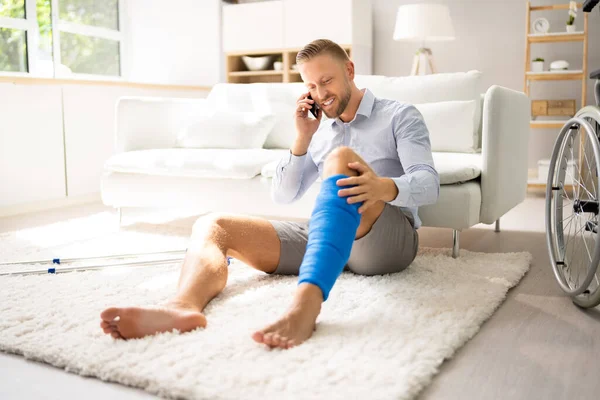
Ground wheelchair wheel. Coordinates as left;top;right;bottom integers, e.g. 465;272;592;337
546;107;600;308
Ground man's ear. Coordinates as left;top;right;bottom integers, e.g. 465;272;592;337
345;60;355;80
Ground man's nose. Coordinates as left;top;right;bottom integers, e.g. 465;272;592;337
316;88;328;102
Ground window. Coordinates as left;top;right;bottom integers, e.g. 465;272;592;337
56;0;122;77
0;0;123;78
0;0;35;73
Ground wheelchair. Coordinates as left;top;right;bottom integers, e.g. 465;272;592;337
546;67;600;308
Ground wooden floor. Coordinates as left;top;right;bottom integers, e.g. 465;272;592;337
0;194;599;400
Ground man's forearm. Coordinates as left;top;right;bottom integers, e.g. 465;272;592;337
291;137;311;156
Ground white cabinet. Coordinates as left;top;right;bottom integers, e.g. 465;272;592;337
284;0;353;48
222;0;372;74
285;0;372;74
222;1;285;52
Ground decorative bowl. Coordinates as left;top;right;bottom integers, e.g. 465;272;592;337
242;55;273;71
550;60;569;71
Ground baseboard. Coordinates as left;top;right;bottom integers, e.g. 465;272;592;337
0;193;102;218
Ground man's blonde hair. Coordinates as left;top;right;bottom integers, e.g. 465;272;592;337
296;39;350;65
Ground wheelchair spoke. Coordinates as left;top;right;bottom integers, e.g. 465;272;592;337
574;219;586;287
571;135;596;201
562;185;573;202
570;136;581;199
582;139;598;196
564;212;578;253
572;217;593;287
562;199;573;209
562;213;576;232
565;217;584;285
566;168;595;200
580;220;593;264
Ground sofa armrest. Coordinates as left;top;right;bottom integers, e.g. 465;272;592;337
115;96;207;153
479;85;530;224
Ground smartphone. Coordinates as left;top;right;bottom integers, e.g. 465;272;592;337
307;93;320;119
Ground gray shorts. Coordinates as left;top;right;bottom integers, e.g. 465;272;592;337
268;204;419;276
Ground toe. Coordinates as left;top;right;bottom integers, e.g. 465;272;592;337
101;307;121;322
110;331;122;339
271;333;281;347
263;333;274;346
100;321;110;329
102;326;112;334
252;331;265;344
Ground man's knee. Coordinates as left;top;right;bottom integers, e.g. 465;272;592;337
324;146;360;176
325;146;356;165
192;212;230;242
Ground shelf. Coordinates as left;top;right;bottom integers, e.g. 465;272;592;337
228;70;284;77
530;3;584;11
225;46;353;83
526;70;584;81
530;120;570;129
528;32;585;43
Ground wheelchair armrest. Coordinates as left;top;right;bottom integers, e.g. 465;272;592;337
590;68;600;80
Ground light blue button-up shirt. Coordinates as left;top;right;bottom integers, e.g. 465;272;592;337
271;88;439;228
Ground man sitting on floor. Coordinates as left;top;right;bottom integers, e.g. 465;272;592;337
100;39;440;349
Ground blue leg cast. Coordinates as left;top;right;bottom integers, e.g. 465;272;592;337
298;174;361;301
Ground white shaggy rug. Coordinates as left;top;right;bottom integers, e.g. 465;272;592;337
0;253;530;399
0;212;532;399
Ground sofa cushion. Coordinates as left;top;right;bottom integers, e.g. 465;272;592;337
253;83;306;149
105;149;289;179
207;82;306;149
355;71;483;151
176;109;276;149
432;152;482;184
260;151;481;185
415;100;477;153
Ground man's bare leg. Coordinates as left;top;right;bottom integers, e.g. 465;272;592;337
252;147;385;349
100;214;281;340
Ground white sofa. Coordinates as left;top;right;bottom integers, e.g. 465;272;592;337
101;71;530;257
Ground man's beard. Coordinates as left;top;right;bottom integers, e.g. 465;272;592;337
324;79;352;119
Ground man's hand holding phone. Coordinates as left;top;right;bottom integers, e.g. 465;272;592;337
292;93;321;156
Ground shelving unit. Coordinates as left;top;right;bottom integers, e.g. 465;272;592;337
524;1;589;189
225;46;353;84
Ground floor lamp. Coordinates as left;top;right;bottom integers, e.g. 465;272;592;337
393;4;455;75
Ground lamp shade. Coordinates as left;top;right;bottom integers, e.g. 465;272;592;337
393;4;455;42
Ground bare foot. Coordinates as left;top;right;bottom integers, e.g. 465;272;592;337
252;283;323;349
99;301;206;340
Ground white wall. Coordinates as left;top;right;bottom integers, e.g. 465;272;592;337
124;0;222;86
373;0;600;169
0;84;66;207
